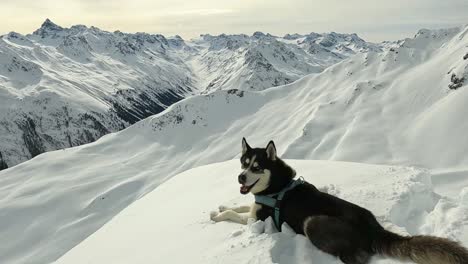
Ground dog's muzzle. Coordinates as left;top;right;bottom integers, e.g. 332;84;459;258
238;173;258;194
238;174;246;184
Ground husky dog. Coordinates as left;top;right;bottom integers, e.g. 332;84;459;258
210;138;468;264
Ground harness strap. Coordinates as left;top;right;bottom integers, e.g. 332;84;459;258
254;177;304;231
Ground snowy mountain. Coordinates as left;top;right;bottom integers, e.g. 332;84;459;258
0;24;467;264
0;19;378;170
0;19;194;169
191;31;380;92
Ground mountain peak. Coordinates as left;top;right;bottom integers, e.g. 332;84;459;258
41;18;62;31
252;32;276;38
283;33;304;40
252;31;266;38
33;18;64;36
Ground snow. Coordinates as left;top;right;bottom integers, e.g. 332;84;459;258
0;19;371;168
54;160;468;264
0;23;467;264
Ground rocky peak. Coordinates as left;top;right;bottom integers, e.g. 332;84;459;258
283;33;304;40
252;32;276;39
252;31;266;38
168;35;186;48
70;24;88;32
36;18;62;32
33;18;64;37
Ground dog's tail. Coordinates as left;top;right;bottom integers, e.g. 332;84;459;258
375;230;468;264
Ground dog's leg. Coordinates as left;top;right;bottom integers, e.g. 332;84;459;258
219;205;251;213
210;210;249;225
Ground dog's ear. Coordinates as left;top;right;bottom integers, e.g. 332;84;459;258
265;140;276;160
242;137;251;155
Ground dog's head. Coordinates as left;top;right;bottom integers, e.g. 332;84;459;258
238;138;296;195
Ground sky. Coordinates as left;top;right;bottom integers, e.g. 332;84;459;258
1;0;468;42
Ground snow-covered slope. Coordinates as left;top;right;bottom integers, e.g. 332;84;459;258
0;19;377;169
1;25;468;263
0;19;194;168
281;26;468;168
55;160;468;264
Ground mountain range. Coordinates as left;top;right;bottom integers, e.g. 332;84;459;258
0;19;381;170
0;21;467;263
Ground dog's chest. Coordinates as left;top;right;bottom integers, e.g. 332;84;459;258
251;203;274;221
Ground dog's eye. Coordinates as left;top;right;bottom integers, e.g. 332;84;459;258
241;162;248;169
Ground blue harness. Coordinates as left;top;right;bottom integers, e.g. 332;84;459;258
254;178;304;231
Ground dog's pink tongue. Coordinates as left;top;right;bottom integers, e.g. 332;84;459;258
240;185;249;193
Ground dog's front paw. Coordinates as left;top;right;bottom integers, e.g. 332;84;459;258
210;211;219;221
218;205;228;212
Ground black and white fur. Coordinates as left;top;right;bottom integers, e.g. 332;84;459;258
210;138;468;264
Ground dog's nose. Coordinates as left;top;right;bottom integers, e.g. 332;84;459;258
238;174;246;184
